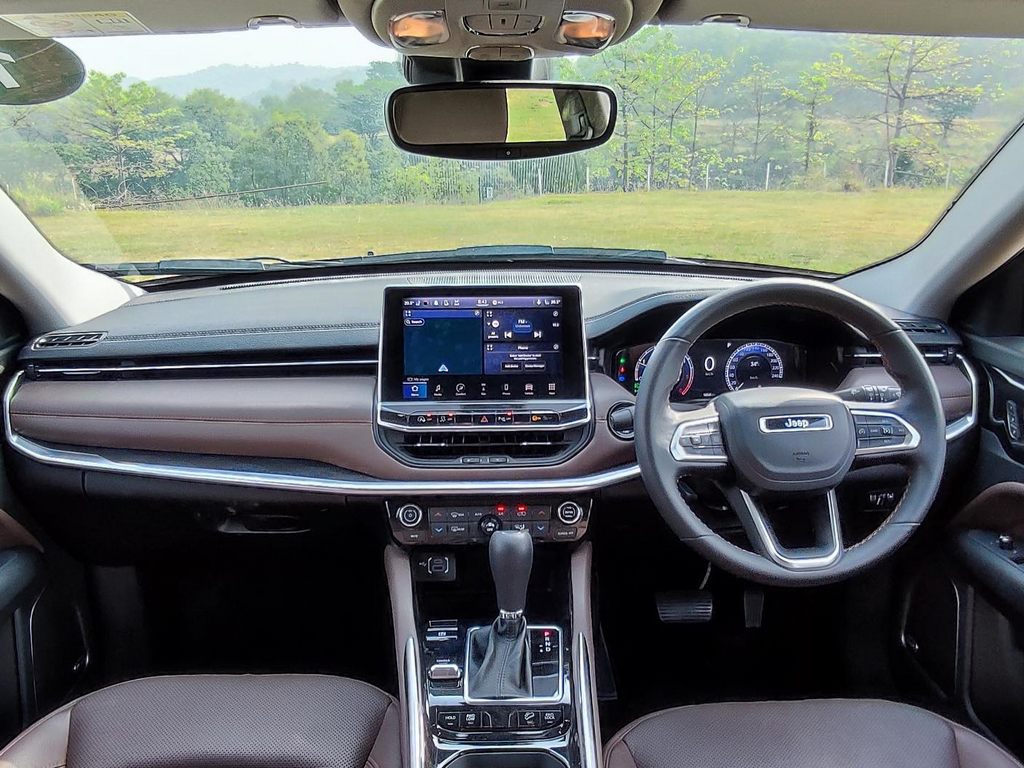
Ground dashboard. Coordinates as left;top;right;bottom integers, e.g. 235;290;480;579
1;267;977;558
613;339;804;401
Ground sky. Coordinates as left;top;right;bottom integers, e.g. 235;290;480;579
62;26;396;80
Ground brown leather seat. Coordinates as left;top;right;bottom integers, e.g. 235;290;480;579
0;674;400;768
605;699;1022;768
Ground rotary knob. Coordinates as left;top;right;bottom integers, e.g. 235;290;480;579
396;504;424;528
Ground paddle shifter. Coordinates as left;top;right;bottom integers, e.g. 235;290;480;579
467;529;534;699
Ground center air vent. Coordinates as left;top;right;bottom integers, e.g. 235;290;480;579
34;332;106;349
401;430;571;461
378;423;590;467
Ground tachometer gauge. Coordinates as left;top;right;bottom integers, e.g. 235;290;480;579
676;354;695;397
725;342;784;391
634;346;695;397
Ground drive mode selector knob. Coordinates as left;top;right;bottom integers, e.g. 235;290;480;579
557;501;584;526
396;504;424;528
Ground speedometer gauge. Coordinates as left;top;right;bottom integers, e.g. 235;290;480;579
634;346;694;397
725;342;784;391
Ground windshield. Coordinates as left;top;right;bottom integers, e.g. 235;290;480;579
2;25;1024;278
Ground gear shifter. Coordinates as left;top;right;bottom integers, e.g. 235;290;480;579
467;530;534;699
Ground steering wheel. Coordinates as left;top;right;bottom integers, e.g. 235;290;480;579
634;279;946;586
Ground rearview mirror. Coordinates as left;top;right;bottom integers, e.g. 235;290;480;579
387;81;616;160
0;39;85;106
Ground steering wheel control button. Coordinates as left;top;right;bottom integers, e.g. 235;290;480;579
397;504;424;528
671;414;728;464
852;412;918;453
556;501;584;525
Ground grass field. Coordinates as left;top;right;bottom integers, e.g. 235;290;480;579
33;188;955;275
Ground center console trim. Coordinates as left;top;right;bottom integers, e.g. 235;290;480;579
463;624;565;705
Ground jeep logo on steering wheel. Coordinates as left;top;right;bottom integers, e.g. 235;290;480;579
758;414;834;433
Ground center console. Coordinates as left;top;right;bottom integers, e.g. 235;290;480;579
380;286;603;768
393;537;595;768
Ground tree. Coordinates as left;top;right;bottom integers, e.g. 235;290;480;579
331;61;404;146
181;89;254;146
783;60;836;174
841;37;986;186
58;72;186;203
730;60;782;183
230;114;330;204
324;130;371;203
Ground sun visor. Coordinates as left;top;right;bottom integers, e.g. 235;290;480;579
0;0;344;39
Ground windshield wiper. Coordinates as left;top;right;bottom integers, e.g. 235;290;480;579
85;257;310;277
345;245;673;265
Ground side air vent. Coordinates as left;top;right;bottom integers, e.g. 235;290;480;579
33;332;106;349
895;319;946;334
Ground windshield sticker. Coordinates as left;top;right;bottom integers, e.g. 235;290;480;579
0;11;150;37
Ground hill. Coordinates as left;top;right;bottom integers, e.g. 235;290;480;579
146;63;370;102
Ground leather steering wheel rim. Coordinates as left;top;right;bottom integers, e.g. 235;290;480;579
634;278;947;587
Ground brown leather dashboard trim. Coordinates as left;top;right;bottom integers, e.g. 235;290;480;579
837;363;973;422
9;373;635;482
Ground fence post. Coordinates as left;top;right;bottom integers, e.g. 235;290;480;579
586;165;590;193
704;164;710;190
646;161;652;191
764;162;771;191
537;167;543;195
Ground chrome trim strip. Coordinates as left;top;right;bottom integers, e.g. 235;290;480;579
3;372;640;495
740;489;842;570
463;625;564;705
405;636;426;768
33;359;376;375
946;353;978;441
574;633;601;768
853;351;948;360
850;408;921;456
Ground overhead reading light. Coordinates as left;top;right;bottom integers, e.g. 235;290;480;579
555;12;615;49
389;11;450;47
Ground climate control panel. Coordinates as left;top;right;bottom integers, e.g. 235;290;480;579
387;497;591;545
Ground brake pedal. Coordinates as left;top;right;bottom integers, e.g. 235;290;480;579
655;590;714;624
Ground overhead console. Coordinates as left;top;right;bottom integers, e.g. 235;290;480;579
376;286;594;468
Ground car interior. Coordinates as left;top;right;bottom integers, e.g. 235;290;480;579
4;0;1024;767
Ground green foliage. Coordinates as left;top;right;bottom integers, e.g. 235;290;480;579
1;27;1022;217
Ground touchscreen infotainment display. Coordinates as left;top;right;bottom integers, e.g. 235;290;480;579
380;287;586;402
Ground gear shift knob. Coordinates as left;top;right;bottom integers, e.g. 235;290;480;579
489;529;533;617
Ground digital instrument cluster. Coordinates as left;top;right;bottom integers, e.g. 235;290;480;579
613;339;804;401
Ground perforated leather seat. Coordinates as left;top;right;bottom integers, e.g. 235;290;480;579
605;699;1022;768
0;675;400;768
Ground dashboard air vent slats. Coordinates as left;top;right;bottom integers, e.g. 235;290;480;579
895;319;945;333
34;332;106;349
399;430;571;461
